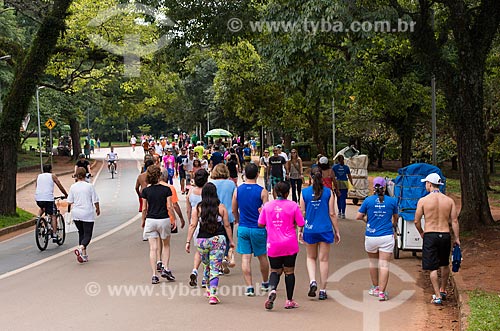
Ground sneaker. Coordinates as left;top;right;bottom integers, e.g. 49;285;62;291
245;287;255;297
368;285;380;297
82;255;89;263
284;300;299;309
74;248;84;263
52;234;59;243
308;281;318;297
265;290;277;310
161;268;175;281
431;294;442;305
204;290;210;298
379;292;389;301
209;295;220;305
156;261;163;272
201;279;207;288
151;275;160;284
261;282;270;292
319;290;327;300
440;291;447;301
189;271;198;288
221;259;230;275
341;213;346;219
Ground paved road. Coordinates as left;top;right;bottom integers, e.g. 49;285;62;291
0;147;428;330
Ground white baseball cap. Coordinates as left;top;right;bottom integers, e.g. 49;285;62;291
421;173;444;185
319;156;329;164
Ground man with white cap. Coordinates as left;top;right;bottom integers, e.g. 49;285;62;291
415;173;460;305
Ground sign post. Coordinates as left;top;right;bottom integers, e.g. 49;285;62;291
45;118;56;166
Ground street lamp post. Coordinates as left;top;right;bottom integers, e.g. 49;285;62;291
0;55;11;114
36;86;46;173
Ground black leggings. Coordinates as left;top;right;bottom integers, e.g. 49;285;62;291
74;221;94;248
289;178;303;202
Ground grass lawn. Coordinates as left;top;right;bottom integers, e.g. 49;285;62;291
17;151;49;169
0;208;35;229
467;290;500;331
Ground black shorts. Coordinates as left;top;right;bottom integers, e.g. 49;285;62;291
36;201;55;215
422;232;451;271
268;253;297;269
179;171;186;179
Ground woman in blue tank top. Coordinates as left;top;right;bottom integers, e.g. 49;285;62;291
300;169;341;301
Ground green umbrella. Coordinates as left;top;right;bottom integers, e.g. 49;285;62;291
205;128;233;138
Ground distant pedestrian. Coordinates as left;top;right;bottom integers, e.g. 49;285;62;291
259;149;271;191
68;167;100;263
269;147;286;199
185;183;235;305
130;135;137;152
300;169;341;300
356;177;398;301
332;155;353;219
90;138;95;154
96;138;101;151
415;173;460;305
286;149;303;202
258;181;305;310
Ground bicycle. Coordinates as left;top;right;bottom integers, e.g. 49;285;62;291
108;160;118;179
35;196;67;251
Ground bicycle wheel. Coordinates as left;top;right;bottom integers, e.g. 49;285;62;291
111;163;115;179
35;217;49;251
56;213;66;246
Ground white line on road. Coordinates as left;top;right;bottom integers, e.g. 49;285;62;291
0;214;141;281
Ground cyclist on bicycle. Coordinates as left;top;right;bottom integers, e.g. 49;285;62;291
106;146;119;173
35;164;68;242
75;153;92;181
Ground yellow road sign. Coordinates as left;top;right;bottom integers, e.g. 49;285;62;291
45;118;56;130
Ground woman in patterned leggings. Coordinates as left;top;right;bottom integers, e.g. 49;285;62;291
185;183;235;304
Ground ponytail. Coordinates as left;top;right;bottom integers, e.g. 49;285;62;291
312;169;323;200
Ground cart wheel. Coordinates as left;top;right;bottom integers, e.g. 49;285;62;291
393;238;400;259
352;198;359;205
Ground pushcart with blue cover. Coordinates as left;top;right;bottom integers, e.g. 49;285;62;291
393;163;446;259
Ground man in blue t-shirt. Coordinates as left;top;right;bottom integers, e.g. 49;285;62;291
232;163;270;296
209;145;224;170
332;155;354;219
356;177;398;301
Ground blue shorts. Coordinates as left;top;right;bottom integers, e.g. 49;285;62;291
237;226;267;257
303;231;334;244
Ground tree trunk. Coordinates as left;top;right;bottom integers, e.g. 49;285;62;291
0;0;73;216
490;156;495;175
377;146;385;169
69;117;81;160
450;72;494;231
400;132;412;167
451;155;458;171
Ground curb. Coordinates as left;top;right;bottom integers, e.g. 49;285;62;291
0;217;37;236
15;160;99;193
450;272;470;331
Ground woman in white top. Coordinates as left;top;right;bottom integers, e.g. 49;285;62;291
186;169;209;287
68;167;100;263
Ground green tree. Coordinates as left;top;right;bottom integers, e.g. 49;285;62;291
0;0;73;216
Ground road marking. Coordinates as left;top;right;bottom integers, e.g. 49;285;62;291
0;214;141;280
20;245;33;251
93;160;105;183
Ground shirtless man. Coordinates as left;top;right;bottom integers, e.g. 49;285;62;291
136;160;155;213
414;173;460;305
